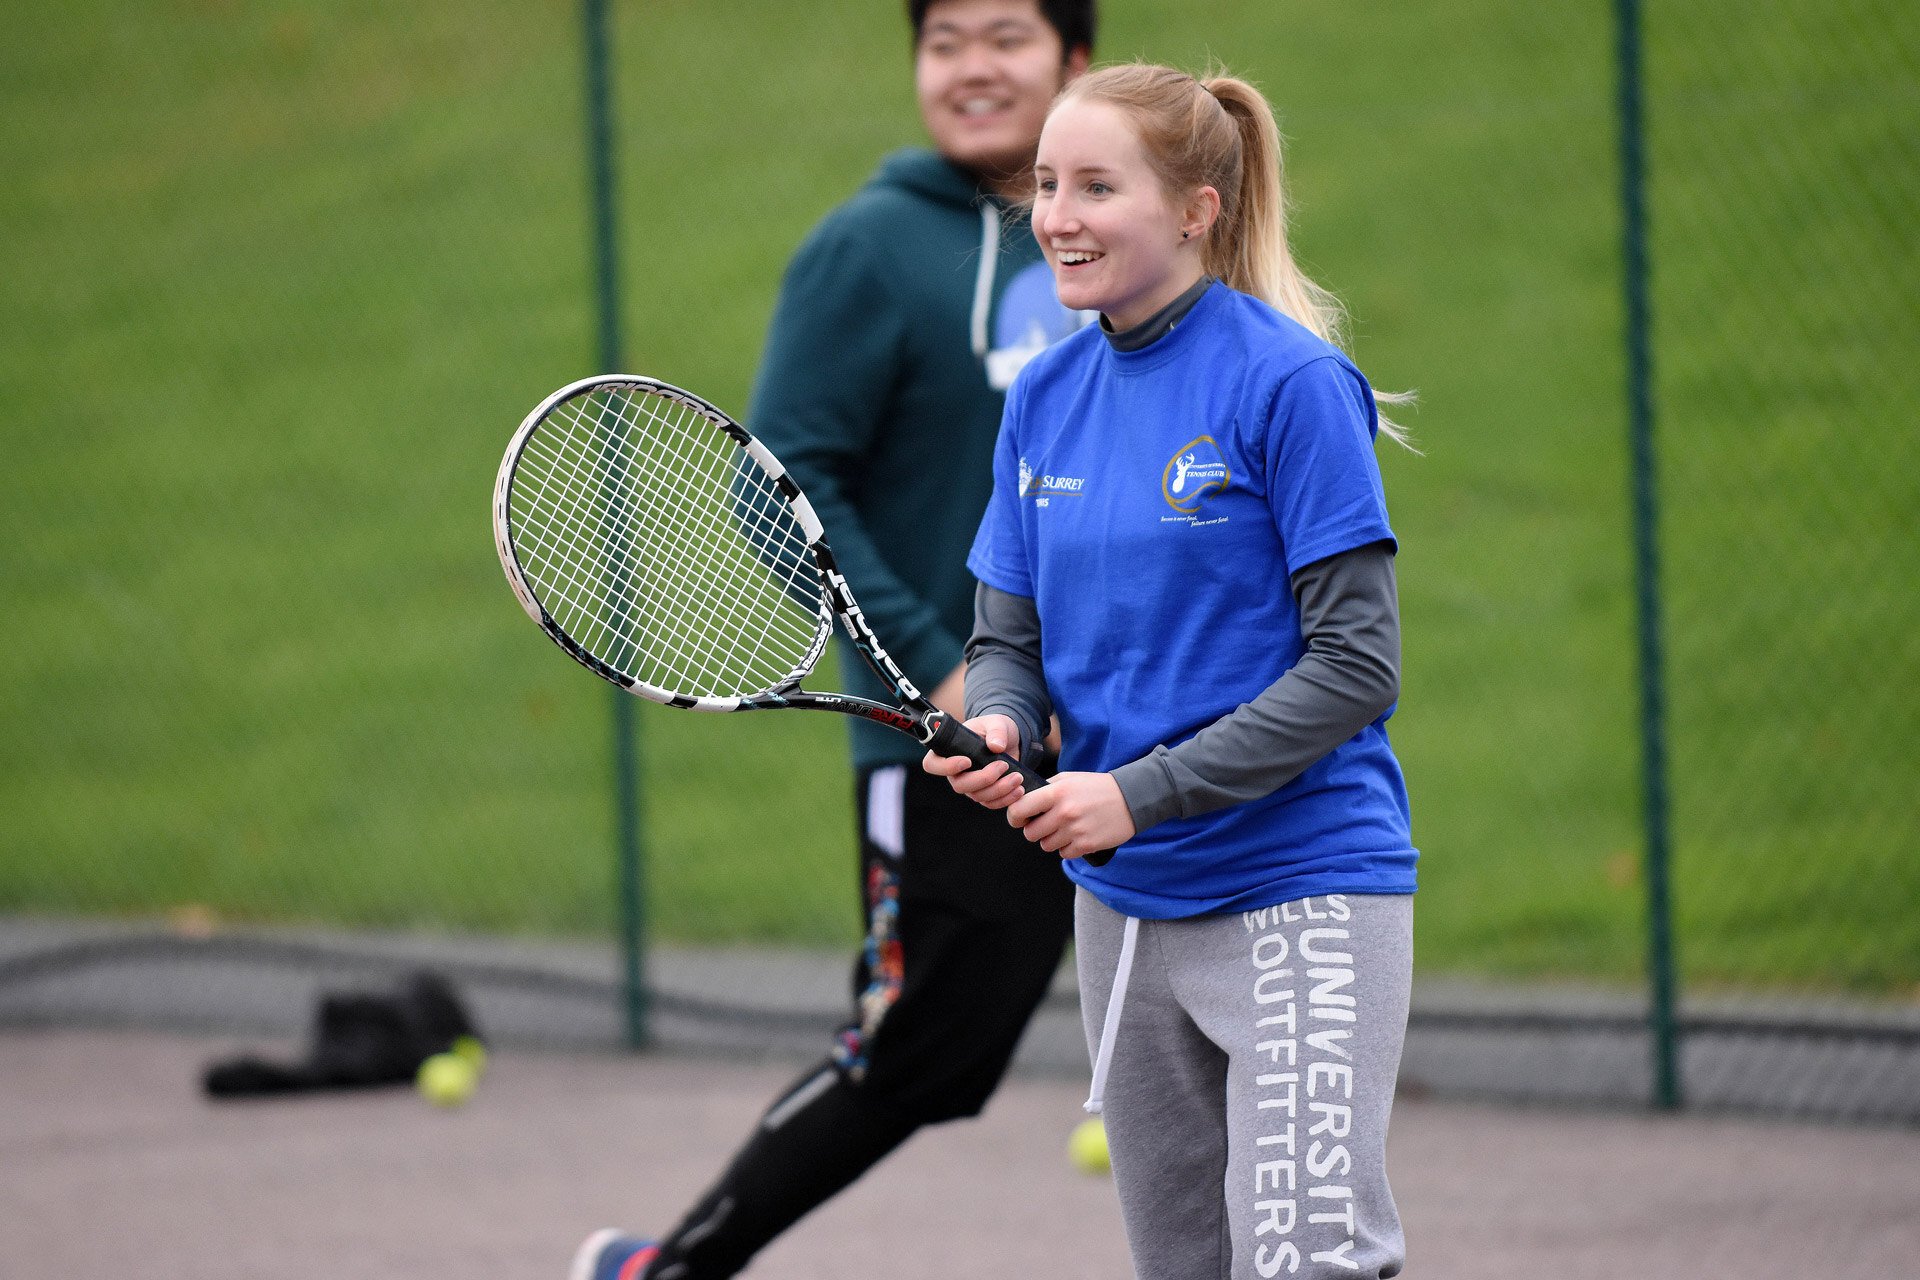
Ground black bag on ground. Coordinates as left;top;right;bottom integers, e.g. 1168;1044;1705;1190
203;969;481;1098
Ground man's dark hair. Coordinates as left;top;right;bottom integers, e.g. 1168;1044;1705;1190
908;0;1097;58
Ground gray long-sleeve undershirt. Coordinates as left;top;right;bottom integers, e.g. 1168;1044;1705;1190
964;542;1401;834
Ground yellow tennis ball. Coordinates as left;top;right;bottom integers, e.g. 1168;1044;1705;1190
416;1052;477;1108
450;1035;488;1077
1067;1117;1109;1174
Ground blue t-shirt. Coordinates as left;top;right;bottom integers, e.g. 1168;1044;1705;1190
967;282;1417;919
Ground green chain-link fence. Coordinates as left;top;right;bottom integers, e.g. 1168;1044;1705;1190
2;0;1913;1121
1639;0;1920;1110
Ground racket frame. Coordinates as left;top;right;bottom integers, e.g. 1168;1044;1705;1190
494;374;940;742
495;373;1111;864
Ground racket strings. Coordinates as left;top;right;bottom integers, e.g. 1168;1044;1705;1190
514;402;819;698
516;393;815;692
567;391;822;687
507;386;829;699
519;396;800;680
513;414;707;676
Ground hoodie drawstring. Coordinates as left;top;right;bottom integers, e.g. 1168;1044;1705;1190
970;201;1000;360
1084;913;1139;1114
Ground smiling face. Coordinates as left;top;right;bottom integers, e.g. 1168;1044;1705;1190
914;0;1087;198
1033;96;1216;332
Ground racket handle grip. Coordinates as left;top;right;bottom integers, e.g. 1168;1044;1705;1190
924;714;1115;868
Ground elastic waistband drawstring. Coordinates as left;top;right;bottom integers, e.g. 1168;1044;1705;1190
1083;913;1140;1114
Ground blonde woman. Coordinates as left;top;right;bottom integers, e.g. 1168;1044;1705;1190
927;64;1417;1279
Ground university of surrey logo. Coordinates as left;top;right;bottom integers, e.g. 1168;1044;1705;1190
1161;436;1231;513
1020;456;1085;506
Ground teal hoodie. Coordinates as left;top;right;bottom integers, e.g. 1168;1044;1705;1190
747;148;1077;769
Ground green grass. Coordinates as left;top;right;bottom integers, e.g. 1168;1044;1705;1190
2;0;1914;997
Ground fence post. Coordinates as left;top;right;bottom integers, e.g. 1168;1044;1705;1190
582;0;648;1050
1614;0;1679;1109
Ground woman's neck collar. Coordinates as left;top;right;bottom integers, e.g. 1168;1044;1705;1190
1101;276;1216;353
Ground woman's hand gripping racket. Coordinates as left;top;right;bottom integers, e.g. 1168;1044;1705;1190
492;374;1111;865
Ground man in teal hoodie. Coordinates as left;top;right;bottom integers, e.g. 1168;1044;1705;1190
571;3;1095;1277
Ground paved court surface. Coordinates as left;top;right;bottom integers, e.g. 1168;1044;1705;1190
6;920;1914;1122
2;1028;1915;1278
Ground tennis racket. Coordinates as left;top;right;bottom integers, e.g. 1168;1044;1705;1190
492;374;1110;865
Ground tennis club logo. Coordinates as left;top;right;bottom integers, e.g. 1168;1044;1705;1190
1019;456;1035;496
1162;436;1231;513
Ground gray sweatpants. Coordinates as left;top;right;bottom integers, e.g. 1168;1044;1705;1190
1075;889;1413;1279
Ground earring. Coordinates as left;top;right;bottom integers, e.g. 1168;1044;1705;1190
1182;231;1190;240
